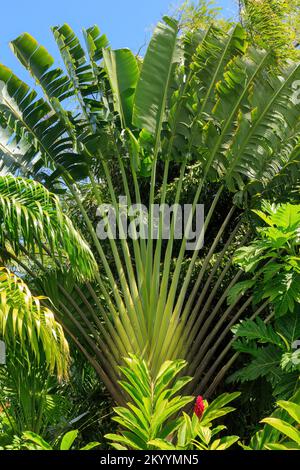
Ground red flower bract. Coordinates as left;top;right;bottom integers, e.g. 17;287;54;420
194;395;205;419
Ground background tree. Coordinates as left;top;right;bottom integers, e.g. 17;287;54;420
175;0;231;31
240;0;300;61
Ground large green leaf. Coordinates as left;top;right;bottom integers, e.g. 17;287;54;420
103;48;139;128
261;417;300;445
132;17;179;138
232;317;282;346
229;345;282;386
60;430;79;450
276;400;300;423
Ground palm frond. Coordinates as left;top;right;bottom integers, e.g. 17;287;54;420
0;267;69;379
0;174;97;281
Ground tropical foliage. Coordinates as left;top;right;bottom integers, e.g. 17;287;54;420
228;203;300;398
0;174;96;437
229;313;300;398
245;389;300;449
2;429;100;450
105;355;240;450
0;0;300;452
230;203;300;316
2;8;300;404
261;400;300;450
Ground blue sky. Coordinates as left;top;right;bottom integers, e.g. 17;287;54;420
0;0;237;82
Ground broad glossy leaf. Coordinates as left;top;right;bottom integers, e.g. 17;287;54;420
261;417;300;445
103;49;139;128
60;430;79;450
210;435;239;450
133;17;179;137
276;401;300;424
